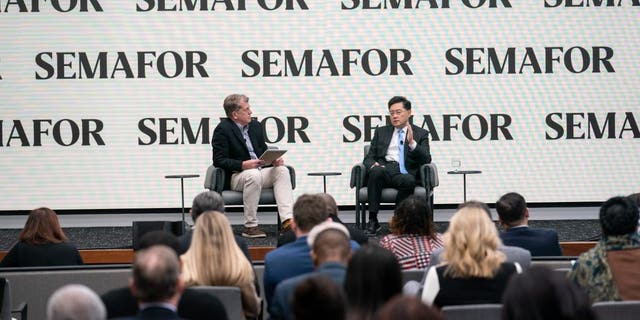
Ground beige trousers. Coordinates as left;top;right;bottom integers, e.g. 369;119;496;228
230;166;294;227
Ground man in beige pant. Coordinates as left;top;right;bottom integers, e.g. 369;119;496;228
212;94;294;238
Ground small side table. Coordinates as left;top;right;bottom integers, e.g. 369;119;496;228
447;170;482;202
165;174;200;228
307;172;342;193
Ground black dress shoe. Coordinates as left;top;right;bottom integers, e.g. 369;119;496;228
365;220;381;235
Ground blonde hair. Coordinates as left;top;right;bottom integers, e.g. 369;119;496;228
442;206;505;278
181;211;254;287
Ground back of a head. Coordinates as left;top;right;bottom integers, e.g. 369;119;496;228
628;193;640;208
444;205;505;278
137;230;181;254
318;193;338;216
599;196;639;236
374;296;442;320
496;192;527;226
132;245;180;303
292;275;346;320
390;195;434;236
47;284;106;320
293;194;330;233
19;207;68;245
310;226;351;264
191;191;225;221
502;266;595;320
344;245;402;320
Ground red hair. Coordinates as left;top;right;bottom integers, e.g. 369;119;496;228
19;207;68;245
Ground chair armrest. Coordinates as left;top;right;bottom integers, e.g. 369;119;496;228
286;165;296;189
204;165;226;193
420;162;439;190
350;163;366;188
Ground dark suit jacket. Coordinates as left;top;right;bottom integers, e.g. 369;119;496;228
500;226;563;256
0;241;83;267
114;305;182;320
363;124;431;179
212;118;268;189
102;287;228;320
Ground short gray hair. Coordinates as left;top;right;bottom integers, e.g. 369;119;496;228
46;284;106;320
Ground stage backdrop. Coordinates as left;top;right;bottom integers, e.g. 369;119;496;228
1;0;638;211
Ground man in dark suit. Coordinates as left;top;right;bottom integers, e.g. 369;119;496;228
496;192;563;256
363;96;431;235
212;94;294;238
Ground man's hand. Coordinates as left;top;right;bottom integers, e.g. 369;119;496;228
273;157;285;167
242;159;265;170
406;124;414;145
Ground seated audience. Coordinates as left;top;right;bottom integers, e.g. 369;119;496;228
47;284;106;320
0;207;83;267
270;221;353;320
264;194;360;307
421;201;522;308
277;193;367;246
374;296;442;320
568;196;640;302
344;244;402;320
496;192;562;256
427;201;531;269
502;266;595;320
127;245;184;320
380;195;444;270
291;276;346;320
101;231;228;320
181;211;260;319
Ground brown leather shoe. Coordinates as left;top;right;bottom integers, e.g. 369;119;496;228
242;226;267;238
280;218;293;234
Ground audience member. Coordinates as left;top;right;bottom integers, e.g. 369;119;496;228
374;296;442;320
344;244;402;320
177;191;250;260
270;222;353;320
263;194;360;306
128;245;184;319
420;202;522;308
46;284;106;320
0;207;83;267
496;192;562;256
427;201;531;269
277;193;367;246
181;211;260;318
291;276;346;320
502;266;595;320
101;231;228;320
380;195;444;270
568;196;640;302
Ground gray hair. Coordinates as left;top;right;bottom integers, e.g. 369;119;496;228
46;284;106;320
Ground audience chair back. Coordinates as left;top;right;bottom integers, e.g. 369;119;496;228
1;278;10;320
441;304;502;320
592;301;640;320
191;286;243;320
349;144;438;228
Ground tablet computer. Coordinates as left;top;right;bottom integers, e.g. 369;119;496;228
259;149;287;165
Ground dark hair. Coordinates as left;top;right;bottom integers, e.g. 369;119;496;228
292;275;346;320
496;192;527;226
458;201;492;218
191;191;225;221
599;196;639;236
389;195;435;237
293;194;330;232
374;296;442;320
502;266;595;320
318;193;338;216
387;96;411;111
628;193;640;208
132;245;180;303
137;230;181;254
344;244;402;320
19;207;68;245
223;94;248;118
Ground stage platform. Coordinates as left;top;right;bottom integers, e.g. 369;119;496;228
0;206;601;251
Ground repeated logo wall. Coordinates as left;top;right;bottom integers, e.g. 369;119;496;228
1;0;638;210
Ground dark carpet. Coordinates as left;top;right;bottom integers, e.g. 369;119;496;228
0;220;601;250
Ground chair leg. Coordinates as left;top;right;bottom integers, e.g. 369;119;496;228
355;200;360;229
